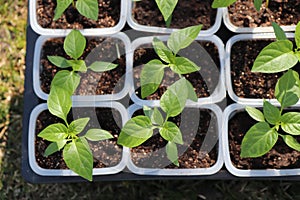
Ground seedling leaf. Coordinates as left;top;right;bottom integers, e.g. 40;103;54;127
38;123;67;142
51;70;81;95
281;112;300;135
47;56;71;68
166;141;179;166
88;61;118;72
170;57;200;74
69;117;90;134
143;106;164;126
272;22;287;41
76;0;99;20
160;121;183;144
64;30;86;60
44;140;67;157
84;129;113;141
155;0;178;22
245;106;265;122
54;0;73;20
153;37;174;63
67;60;87;72
280;134;300;151
254;0;263;11
263;100;280;125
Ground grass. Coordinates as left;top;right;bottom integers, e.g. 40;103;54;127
1;0;300;199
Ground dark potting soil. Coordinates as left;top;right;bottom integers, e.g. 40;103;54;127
35;107;123;169
131;108;218;169
228;0;300;28
132;0;217;30
133;41;220;100
40;37;126;95
231;39;300;99
37;0;121;29
229;111;300;169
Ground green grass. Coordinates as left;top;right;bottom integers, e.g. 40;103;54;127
1;0;300;199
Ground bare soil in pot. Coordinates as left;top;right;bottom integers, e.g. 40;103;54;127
133;41;220;100
37;0;121;29
35;107;123;169
228;111;300;169
231;39;300;99
131;108;218;169
132;0;217;30
228;0;300;28
40;37;126;96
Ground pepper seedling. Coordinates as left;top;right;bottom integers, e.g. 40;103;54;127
38;87;113;181
54;0;99;21
118;77;197;165
212;0;270;11
140;25;202;99
47;29;118;96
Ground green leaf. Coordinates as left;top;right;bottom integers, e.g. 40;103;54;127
160;121;183;144
47;56;71;68
54;0;73;20
211;0;236;8
252;40;298;73
154;0;178;22
84;129;113;141
38;123;67;142
152;37;174;63
275;69;300;108
64;30;86;60
185;80;197;102
88;61;118;72
272;22;287;41
68;118;90;135
245;106;265;122
143;106;164;126
166;141;179;166
280;134;300;151
281;112;300;135
47;87;72;122
160;78;188;117
254;0;263;11
140;59;166;98
240;122;278;158
117;116;154;147
170;57;200;74
63;139;93;181
44;140;67;157
295;22;300;49
51;70;81;95
67;60;87;72
263;100;280;125
76;0;99;20
167;25;202;54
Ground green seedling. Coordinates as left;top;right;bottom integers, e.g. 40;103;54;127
118;78;197;165
251;21;300;73
38;87;113;181
241;69;300;157
47;29;118;96
140;25;202;99
54;0;99;21
212;0;269;11
154;0;178;27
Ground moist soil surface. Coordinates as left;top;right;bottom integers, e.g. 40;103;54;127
132;0;217;30
131;108;218;169
229;111;300;169
231;39;300;99
40;37;126;96
35;107;123;169
228;0;300;28
133;41;220;100
37;0;121;29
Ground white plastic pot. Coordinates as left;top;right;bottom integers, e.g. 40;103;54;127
129;35;226;107
223;103;300;177
225;33;296;105
127;0;223;36
126;103;224;176
28;101;129;177
33;32;132;101
29;0;127;35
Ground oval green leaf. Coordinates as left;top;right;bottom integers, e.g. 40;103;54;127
69;117;90;135
51;70;81;95
152;37;174;63
281;112;300;135
245;106;265;122
67;60;87;72
44;140;67;157
76;0;99;20
160;121;183;144
143;106;164;126
88;61;118;72
272;22;287;41
38;123;67;142
84;129;113;141
155;0;178;22
280;134;300;151
64;30;86;60
171;57;200;75
263;100;280;125
166;141;179;166
54;0;73;20
47;56;70;68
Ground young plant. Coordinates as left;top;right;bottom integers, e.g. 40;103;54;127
47;29;118;96
154;0;178;27
140;25;202;99
54;0;99;21
38;87;113;181
241;69;300;157
212;0;269;11
118;77;197;165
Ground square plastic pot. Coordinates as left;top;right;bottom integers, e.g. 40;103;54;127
127;0;223;36
223;103;300;177
129;35;226;107
29;0;127;35
225;33;296;105
125;103;224;176
28;101;129;178
33;32;132;101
